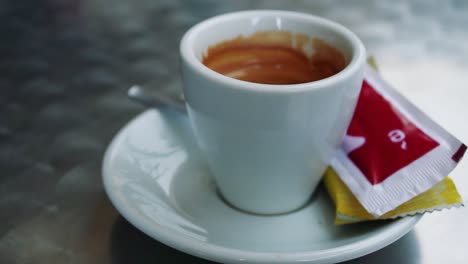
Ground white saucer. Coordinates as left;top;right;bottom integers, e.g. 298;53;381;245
102;109;421;264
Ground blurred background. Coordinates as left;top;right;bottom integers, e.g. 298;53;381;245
1;0;467;263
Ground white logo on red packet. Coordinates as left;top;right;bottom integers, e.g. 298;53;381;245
345;81;440;185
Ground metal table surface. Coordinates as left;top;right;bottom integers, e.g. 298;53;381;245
1;0;467;263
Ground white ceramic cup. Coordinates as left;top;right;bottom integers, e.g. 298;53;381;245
180;10;365;214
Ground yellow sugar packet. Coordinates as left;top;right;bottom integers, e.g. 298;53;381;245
324;167;463;225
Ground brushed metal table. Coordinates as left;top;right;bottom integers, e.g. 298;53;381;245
1;0;467;263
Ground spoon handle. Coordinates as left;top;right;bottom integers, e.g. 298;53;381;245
127;85;187;114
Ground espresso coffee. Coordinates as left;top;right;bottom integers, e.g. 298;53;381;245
202;31;347;85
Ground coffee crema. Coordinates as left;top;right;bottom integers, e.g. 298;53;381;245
202;31;347;85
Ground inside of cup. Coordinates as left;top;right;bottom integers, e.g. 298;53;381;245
190;12;356;65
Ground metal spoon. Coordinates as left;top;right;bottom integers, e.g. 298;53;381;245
127;85;187;113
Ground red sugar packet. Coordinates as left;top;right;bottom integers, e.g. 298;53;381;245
331;65;466;216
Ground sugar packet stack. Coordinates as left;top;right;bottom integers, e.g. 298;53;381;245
324;59;466;224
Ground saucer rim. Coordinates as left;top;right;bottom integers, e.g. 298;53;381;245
102;110;422;264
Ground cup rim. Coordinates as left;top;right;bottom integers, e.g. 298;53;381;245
180;10;366;94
